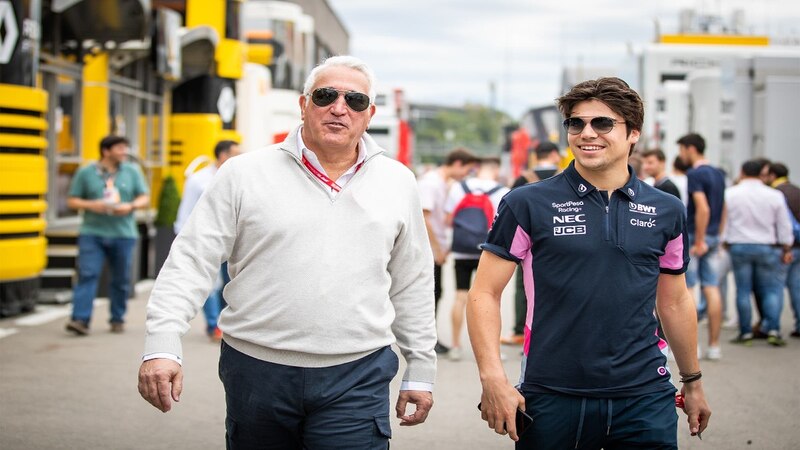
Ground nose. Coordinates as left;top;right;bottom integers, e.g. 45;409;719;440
330;95;348;115
579;121;598;139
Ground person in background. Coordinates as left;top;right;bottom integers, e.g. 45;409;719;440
174;140;240;342
672;156;690;207
65;136;149;336
642;148;681;200
445;157;509;360
723;159;794;347
418;148;479;354
766;162;800;339
678;133;726;361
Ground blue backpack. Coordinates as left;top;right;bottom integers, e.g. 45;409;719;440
451;181;503;254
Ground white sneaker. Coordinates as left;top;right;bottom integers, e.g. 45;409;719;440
448;347;462;361
706;346;722;361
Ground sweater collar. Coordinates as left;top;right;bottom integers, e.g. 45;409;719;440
280;125;385;162
563;161;640;200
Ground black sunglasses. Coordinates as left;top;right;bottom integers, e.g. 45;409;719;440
563;116;626;135
308;87;371;112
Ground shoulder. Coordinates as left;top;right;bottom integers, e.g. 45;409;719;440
367;155;417;184
638;182;684;213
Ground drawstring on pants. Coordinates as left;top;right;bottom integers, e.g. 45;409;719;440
574;398;587;449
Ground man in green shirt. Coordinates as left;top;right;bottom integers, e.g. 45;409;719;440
65;136;149;335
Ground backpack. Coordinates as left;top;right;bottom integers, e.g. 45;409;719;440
451;181;503;254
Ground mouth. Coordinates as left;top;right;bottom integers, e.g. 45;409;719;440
323;121;348;130
577;144;604;152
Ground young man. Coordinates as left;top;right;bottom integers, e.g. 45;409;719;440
65;136;149;335
642;148;681;200
678;133;726;360
723;160;794;347
444;157;509;360
174;140;240;342
418;148;479;354
467;77;710;447
139;56;436;447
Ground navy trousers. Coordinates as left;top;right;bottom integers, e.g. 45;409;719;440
219;341;397;449
517;389;678;450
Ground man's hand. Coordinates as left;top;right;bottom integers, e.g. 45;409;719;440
434;248;449;266
690;240;708;257
113;203;134;216
395;390;433;426
138;358;183;413
87;200;110;214
681;382;711;438
478;378;526;441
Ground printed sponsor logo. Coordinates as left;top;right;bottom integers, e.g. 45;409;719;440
554;225;586;236
578;184;587;193
657;366;668;376
628;201;657;216
551;200;584;213
553;214;586;224
630;218;656;228
628;188;635;197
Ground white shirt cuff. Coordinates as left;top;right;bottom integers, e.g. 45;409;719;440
400;381;434;392
142;352;182;365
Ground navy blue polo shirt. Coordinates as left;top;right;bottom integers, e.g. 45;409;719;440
483;162;689;398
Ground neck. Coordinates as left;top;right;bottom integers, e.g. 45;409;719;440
574;162;630;195
99;158;119;171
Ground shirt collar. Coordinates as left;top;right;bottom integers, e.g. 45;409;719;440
563;161;640;200
296;127;367;174
772;177;789;188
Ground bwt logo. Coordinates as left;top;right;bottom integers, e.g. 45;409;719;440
554;225;586;236
629;202;657;215
553;214;586;224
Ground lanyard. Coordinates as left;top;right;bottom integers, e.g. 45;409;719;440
301;155;364;193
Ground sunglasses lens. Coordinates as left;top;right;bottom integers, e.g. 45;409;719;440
564;118;585;135
311;88;338;107
591;117;616;134
344;92;370;112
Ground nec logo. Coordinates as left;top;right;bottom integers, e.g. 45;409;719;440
553;214;586;224
628;202;656;216
554;225;586;236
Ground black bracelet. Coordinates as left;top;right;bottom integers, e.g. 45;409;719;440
679;371;702;383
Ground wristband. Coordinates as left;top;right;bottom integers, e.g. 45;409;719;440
679;371;702;383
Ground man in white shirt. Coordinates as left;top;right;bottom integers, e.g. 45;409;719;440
724;159;794;347
444;157;509;360
417;148;479;354
174;140;239;341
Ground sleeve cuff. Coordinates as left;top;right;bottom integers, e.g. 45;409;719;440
142;352;183;365
400;381;434;392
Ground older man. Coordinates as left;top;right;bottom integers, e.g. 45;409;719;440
138;56;436;448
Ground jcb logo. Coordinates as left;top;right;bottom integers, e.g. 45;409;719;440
554;225;586;236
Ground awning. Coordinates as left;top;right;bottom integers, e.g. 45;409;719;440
179;26;219;80
52;0;150;43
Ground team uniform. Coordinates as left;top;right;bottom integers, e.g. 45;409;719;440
482;162;689;448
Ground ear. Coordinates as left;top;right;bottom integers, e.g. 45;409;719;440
629;129;640;144
299;95;307;120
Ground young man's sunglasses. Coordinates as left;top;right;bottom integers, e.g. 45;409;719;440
563;116;626;135
308;87;371;112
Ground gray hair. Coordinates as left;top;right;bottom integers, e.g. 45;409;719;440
302;55;376;102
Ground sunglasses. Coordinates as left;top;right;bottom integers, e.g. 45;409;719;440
563;116;626;135
308;87;371;112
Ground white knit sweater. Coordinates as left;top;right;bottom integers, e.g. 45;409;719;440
144;128;437;384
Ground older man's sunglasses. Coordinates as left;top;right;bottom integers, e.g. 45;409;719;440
309;87;371;112
563;116;626;135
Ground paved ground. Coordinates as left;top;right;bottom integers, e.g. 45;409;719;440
1;265;799;449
